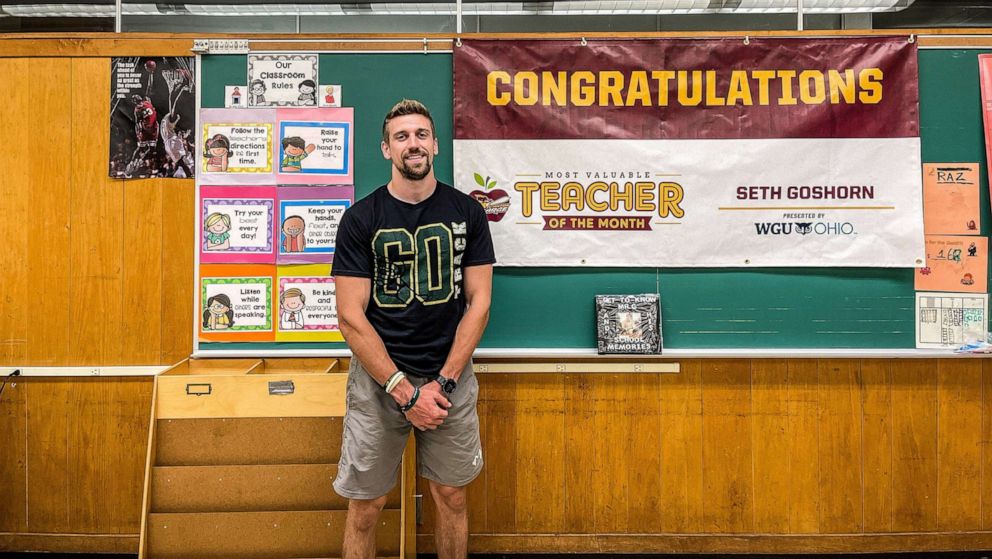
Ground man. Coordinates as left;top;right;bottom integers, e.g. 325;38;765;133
332;99;495;559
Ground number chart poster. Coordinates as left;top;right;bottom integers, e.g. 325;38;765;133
199;108;354;186
277;186;352;264
276;264;343;342
200;186;277;264
199;264;275;342
454;37;924;267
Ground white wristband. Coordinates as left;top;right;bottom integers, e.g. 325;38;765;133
384;371;406;393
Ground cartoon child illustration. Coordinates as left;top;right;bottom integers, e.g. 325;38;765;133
231;86;242;106
203;293;235;330
281;136;316;172
962;273;975;286
298;79;317;105
203;134;232;172
280;288;307;330
969;242;978;257
323;85;336;105
248;79;267;105
204;212;232;250
282;215;306;253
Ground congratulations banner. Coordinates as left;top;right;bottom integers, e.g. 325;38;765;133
453;37;924;267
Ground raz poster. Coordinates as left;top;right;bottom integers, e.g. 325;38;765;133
915;235;988;293
922;163;980;234
199;186;278;264
277;186;353;264
199;264;275;342
276;264;344;341
110;57;196;179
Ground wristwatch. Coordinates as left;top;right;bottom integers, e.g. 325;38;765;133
436;374;457;395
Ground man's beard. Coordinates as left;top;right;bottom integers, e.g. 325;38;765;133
397;151;431;180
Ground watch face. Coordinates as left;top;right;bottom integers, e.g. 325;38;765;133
443;379;457;393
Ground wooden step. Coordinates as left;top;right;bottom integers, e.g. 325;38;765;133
151;464;401;513
146;510;400;559
156;417;342;466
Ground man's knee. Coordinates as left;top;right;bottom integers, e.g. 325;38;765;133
429;482;467;515
347;495;388;532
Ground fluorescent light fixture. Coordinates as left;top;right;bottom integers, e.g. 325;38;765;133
0;0;915;17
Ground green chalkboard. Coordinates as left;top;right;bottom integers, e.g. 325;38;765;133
198;48;991;352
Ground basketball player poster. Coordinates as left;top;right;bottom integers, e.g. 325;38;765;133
110;57;196;179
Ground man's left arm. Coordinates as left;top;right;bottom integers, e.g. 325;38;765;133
438;263;493;381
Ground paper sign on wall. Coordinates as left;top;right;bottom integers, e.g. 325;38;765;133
915;235;988;293
200;186;277;264
275;264;344;342
247;54;319;107
199;264;276;342
277;186;353;264
276;108;354;185
915;292;988;348
200;108;275;183
922;163;980;234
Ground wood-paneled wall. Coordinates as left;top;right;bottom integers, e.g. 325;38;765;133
418;359;992;554
0;56;193;367
0;377;153;553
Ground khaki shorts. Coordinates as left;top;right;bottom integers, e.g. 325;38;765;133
333;359;483;500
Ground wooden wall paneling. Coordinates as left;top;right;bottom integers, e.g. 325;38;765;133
465;394;488;536
623;372;663;533
890;359;938;532
68;378;152;533
785;360;820;533
751;359;791;533
816;359;863;533
564;374;621;532
25;378;73;532
659;359;704;532
160;181;194;365
23;58;73;365
985;359;992;530
700;359;753;533
936;359;982;530
122;178;163;365
861;359;893;533
0;58;31;365
514;373;565;532
479;373;516;533
68;58;124;364
0;377;27;533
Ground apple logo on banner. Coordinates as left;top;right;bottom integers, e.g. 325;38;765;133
470;173;510;222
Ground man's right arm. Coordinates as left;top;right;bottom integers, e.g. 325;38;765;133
336;275;450;430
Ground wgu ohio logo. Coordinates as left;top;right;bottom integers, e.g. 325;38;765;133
754;222;856;236
470;173;510;222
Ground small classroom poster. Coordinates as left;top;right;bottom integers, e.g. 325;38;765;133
200;186;277;263
199;264;275;342
200;108;275;184
277;186;353;264
276;108;354;184
922;163;980;235
247;54;319;107
276;264;343;341
915;292;989;349
915;235;988;293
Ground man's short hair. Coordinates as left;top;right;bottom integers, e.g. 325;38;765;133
382;99;435;143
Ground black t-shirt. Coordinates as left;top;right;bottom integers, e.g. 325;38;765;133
333;182;496;378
